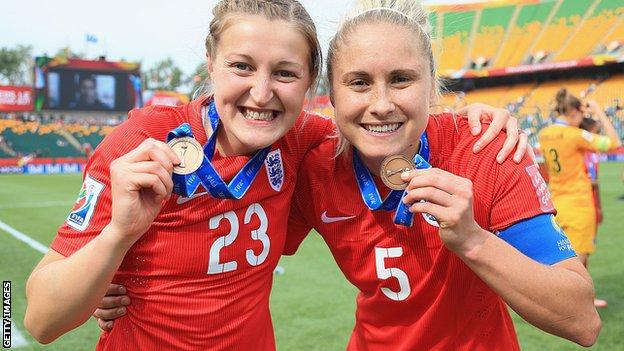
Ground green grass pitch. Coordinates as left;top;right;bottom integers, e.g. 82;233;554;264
1;163;622;350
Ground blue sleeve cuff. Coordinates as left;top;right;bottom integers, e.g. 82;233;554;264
497;214;576;265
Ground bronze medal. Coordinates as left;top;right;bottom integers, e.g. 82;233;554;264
168;137;204;175
380;154;415;190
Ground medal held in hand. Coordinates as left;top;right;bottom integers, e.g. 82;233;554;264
168;137;203;175
166;100;270;199
353;132;431;227
380;154;415;190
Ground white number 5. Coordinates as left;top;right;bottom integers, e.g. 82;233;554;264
375;247;411;301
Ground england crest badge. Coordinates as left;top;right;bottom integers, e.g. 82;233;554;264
66;174;105;231
264;149;284;192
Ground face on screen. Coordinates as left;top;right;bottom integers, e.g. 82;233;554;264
79;77;98;105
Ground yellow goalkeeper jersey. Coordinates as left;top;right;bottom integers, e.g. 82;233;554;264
539;121;612;198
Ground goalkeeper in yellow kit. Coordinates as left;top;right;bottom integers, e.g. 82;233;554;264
539;88;621;308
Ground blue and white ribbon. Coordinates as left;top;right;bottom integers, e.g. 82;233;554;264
167;100;271;199
353;133;431;227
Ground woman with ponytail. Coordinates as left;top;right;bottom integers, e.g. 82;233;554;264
539;88;621;309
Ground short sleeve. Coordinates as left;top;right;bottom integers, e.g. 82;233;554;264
283;151;317;256
490;154;556;231
293;112;335;157
50;110;153;256
574;129;613;152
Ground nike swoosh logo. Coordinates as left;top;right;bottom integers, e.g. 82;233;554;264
176;191;209;205
321;211;356;223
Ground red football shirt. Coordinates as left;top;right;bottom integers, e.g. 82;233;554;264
52;97;333;350
285;115;554;351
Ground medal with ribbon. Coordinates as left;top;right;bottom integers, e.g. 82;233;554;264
167;100;271;199
353;132;431;227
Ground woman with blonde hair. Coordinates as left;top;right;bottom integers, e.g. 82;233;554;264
25;0;523;349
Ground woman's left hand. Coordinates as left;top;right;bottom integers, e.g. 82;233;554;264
458;103;531;164
401;168;489;255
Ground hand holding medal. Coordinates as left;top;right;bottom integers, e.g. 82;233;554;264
109;138;180;240
353;133;432;227
400;164;486;254
166;101;271;199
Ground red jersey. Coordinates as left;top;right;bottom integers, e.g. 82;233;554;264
285;115;554;351
52;97;333;350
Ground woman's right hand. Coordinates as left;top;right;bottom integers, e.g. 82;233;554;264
584;100;603;116
109;138;179;241
93;284;131;331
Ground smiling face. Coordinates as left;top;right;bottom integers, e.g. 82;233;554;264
330;22;434;171
208;15;313;155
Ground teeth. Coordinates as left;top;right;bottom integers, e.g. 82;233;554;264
243;109;274;121
364;123;401;133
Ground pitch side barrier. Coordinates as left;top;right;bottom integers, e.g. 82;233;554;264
0;162;84;174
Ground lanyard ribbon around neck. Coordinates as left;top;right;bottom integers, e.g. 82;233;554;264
167;100;271;199
353;132;431;227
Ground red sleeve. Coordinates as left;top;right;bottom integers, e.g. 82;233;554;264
283;145;320;256
292;111;335;157
490;155;556;231
283;193;313;256
50;109;158;256
450;120;555;232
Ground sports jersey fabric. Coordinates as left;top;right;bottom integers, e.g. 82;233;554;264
285;115;564;351
539;123;610;254
52;96;333;350
539;123;611;200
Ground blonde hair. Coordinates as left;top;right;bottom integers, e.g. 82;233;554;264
327;0;441;155
195;0;321;99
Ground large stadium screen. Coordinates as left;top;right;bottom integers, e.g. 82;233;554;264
34;56;142;112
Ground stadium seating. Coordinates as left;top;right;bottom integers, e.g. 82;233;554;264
0;120;112;158
469;5;515;68
556;0;623;61
482;2;555;69
433;0;624;74
437;10;476;73
440;73;624;147
529;0;593;63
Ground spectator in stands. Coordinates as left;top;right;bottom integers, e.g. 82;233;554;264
69;75;110;110
539;89;621;309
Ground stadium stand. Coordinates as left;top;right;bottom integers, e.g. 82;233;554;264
437;9;476;73
488;2;556;68
469;5;515;69
529;0;594;64
432;0;623;72
0;119;112;159
556;0;623;61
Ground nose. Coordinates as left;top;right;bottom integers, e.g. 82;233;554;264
249;74;274;106
369;87;396;117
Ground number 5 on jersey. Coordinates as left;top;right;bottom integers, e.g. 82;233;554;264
208;203;270;274
375;247;411;301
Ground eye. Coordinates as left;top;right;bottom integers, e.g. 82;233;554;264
231;62;252;72
347;79;370;92
391;75;412;86
350;79;368;87
275;70;298;82
277;70;296;78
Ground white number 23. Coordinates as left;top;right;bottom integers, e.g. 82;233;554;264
207;203;270;274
